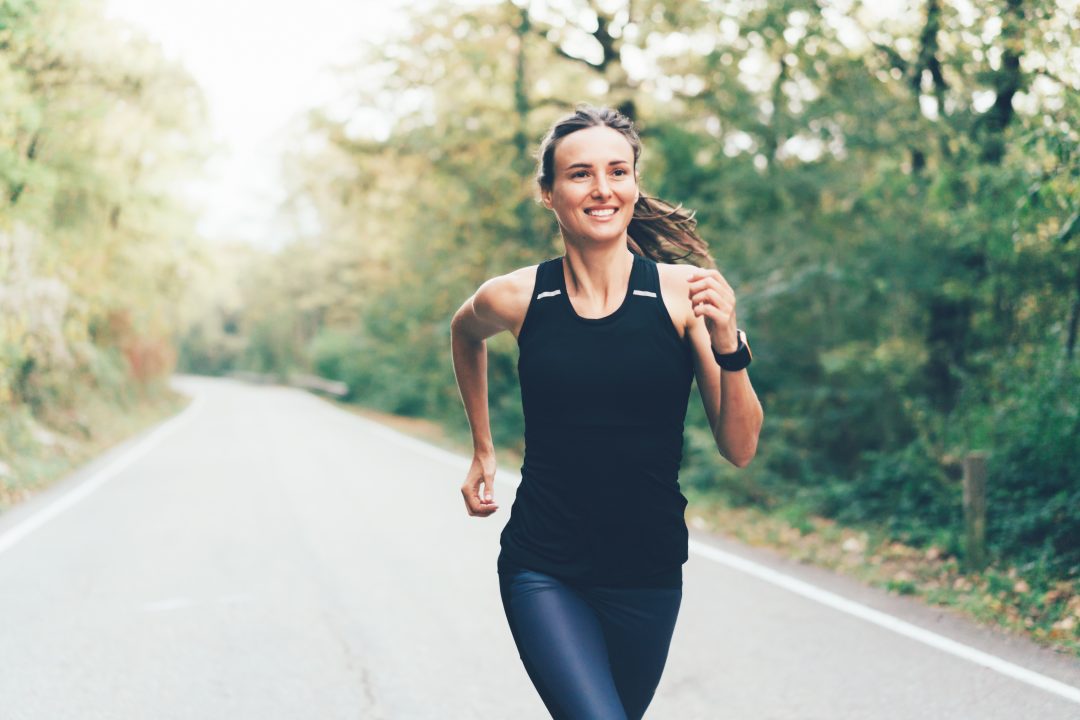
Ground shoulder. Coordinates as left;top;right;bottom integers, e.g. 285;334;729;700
475;264;538;313
472;263;540;335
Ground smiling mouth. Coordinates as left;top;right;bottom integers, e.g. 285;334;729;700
585;208;617;217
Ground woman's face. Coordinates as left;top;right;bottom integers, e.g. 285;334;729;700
541;125;639;246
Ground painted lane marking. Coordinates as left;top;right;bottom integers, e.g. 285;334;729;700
333;399;1080;705
0;393;204;558
689;539;1080;704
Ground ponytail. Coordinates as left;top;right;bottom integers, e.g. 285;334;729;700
627;194;714;268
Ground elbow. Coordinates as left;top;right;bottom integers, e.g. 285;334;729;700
716;425;761;469
712;402;764;468
713;437;757;468
726;445;758;469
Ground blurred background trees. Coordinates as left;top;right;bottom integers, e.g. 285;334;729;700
230;0;1078;578
3;0;1077;581
0;0;208;496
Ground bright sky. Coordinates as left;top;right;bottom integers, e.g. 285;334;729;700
105;0;408;247
102;0;937;248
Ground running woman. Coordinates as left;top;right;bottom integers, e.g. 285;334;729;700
450;105;764;719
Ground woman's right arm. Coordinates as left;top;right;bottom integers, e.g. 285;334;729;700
450;270;532;517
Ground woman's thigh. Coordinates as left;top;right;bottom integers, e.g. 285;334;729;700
582;585;683;720
498;565;629;720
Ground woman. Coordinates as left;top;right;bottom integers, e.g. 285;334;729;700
450;105;764;719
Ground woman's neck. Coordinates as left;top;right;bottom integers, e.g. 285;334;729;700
561;240;634;306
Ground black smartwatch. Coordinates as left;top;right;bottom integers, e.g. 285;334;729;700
712;329;752;371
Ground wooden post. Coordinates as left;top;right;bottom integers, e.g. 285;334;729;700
963;452;988;572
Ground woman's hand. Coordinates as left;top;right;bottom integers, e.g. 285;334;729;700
687;269;739;353
461;451;499;517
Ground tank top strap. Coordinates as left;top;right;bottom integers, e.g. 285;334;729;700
518;258;563;344
532;257;564;298
630;254;662;298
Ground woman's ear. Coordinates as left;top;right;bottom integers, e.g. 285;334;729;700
540;187;554;209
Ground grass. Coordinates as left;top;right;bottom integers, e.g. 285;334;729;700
0;384;190;512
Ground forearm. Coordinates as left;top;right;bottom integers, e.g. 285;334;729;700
712;369;763;467
450;323;495;455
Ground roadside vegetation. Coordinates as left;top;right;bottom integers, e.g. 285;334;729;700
0;0;208;504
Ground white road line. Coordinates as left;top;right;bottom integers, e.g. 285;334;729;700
0;393;204;558
18;384;1071;703
690;540;1080;704
334;400;1080;705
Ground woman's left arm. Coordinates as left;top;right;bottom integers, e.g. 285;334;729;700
683;267;764;468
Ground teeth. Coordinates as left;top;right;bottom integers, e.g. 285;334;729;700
586;208;616;217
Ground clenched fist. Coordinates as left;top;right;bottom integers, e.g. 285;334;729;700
461;451;499;517
687;269;739;354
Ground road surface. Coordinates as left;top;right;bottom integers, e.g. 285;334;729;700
1;375;1078;718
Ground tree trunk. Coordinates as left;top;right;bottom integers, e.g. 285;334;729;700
979;0;1024;164
925;296;972;412
1066;254;1080;361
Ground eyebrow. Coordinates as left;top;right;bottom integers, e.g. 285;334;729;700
565;160;631;170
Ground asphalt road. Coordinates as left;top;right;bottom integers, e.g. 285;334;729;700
1;375;1078;719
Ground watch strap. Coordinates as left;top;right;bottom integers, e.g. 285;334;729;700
712;329;752;371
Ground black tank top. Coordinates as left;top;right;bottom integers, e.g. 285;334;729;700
497;252;694;588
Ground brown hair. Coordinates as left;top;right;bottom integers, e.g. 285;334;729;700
536;105;715;268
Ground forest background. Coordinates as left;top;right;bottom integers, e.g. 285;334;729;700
2;0;1078;649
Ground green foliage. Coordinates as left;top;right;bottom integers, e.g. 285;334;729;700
982;351;1080;575
309;329;368;400
0;0;208;494
181;0;1080;581
827;438;961;547
0;402;35;460
176;322;245;377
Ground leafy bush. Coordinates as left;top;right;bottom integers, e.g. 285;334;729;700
309;328;372;401
825;437;961;548
983;353;1080;575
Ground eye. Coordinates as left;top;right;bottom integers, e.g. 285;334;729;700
612;168;628;177
571;170;589;179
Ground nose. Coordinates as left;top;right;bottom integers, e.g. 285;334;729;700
591;173;611;198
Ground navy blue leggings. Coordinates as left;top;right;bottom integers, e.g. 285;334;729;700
498;559;682;719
